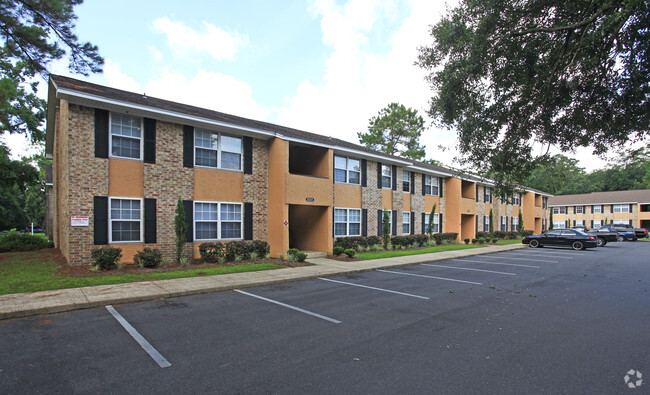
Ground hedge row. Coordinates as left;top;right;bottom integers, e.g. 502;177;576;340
199;240;270;263
335;233;459;249
477;230;533;239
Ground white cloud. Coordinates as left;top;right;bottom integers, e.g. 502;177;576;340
151;17;248;60
148;46;164;64
102;59;141;92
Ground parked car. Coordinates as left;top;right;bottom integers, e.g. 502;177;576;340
608;223;648;239
522;229;598;250
573;226;618;247
595;224;641;241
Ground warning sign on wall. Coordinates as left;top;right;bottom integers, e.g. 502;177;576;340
71;216;89;226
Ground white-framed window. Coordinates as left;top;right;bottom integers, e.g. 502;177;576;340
613;204;630;213
542;197;548;209
593;219;602;228
334;208;361;237
194;202;242;240
552;206;567;215
334;155;361;185
512;216;519;232
424;213;440;233
575;206;584;214
484;187;491;203
109;197;142;243
194;129;242;170
484;215;490;232
501;216;507;231
512;193;521;206
402;170;411;192
593;205;602;213
613;219;631;225
575;220;584;226
110;113;143;160
542;218;547;231
382;209;392;231
381;164;392;188
402;212;411;234
553;220;565;229
424;175;439;196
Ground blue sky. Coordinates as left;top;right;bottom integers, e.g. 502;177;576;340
4;0;614;170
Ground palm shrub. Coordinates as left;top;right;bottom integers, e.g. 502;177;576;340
427;203;437;238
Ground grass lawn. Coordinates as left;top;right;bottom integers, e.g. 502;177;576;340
496;239;523;245
357;244;483;260
0;250;282;295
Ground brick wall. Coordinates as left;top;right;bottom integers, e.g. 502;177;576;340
411;175;425;232
362;161;382;235
244;138;269;242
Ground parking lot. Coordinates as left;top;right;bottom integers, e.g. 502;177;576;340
1;242;649;394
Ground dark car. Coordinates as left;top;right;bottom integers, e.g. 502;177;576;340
573;226;618;246
522;229;598;250
595;224;640;241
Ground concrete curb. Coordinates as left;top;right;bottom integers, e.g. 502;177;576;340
0;244;527;320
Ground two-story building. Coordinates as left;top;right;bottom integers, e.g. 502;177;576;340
45;75;552;265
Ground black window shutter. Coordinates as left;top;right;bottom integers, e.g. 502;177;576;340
476;185;479;202
391;165;397;190
410;211;415;234
144;198;157;243
361;159;367;187
93;196;108;245
244;202;253;240
506;217;509;231
243;137;253;174
421;213;425;234
332;208;335;237
611;204;614;213
410;173;416;194
590;205;593;213
475;215;479;235
377;163;382;189
565;220;569;228
183;126;194;168
439;177;444;197
94;109;109;158
440;213;444;233
629;204;633;213
183;200;193;242
590;220;593;228
422;174;426;195
377;209;382;235
143;118;156;164
489;191;492;203
392;210;397;235
362;209;367;236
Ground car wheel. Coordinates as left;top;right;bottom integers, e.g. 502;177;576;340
529;239;540;248
572;241;585;251
596;237;606;247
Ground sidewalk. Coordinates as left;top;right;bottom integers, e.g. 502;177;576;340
0;244;526;320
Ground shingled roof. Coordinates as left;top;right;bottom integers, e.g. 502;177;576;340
548;189;650;206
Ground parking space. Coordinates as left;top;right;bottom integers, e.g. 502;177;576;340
1;242;649;393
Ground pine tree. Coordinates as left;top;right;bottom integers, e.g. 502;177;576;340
175;197;187;262
427;203;437;237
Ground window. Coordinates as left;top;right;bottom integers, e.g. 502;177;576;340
110;113;142;159
613;204;630;213
484;187;491;203
512;193;521;206
593;220;602;228
542;218;547;232
424;175;439;196
109;198;142;242
194;129;242;170
402;170;411;192
593;205;602;213
552;206;567;215
381;164;392;188
334;156;360;185
194;202;242;240
575;206;584;214
575;220;584;226
501;216;507;231
512;217;519;232
424;213;440;233
553;221;565;229
613;219;631;225
403;212;410;234
484;215;490;232
334;208;361;237
382;210;392;231
542;197;548;209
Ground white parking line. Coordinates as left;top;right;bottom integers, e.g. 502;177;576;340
318;277;430;299
234;289;341;324
106;305;172;368
506;251;583;257
378;269;483;285
421;264;516;276
454;259;541;269
480;255;557;263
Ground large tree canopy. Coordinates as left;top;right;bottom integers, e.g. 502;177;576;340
417;0;649;194
358;102;427;160
0;0;103;142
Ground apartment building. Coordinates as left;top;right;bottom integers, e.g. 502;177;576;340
45;75;551;265
548;190;650;231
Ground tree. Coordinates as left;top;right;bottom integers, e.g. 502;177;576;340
1;0;103;142
0;145;38;230
417;0;650;196
427;203;437;237
174;197;186;262
489;208;493;234
549;210;554;230
358;103;426;160
518;208;524;235
382;211;390;248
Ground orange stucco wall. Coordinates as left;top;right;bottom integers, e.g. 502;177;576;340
335;183;362;208
445;178;461;238
109;159;144;197
424;195;440;212
461;197;476;215
286;173;332;206
522;192;535;231
382;188;393;210
111;243;143;264
193;167;243;202
461;214;475;241
403;193;411;211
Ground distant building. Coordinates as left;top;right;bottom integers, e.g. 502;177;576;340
548;190;650;230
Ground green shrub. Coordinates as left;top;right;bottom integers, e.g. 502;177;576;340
333;246;344;256
521;230;534;236
477;231;491;239
464;238;470;244
0;232;53;252
250;240;270;257
478;238;485;244
134;248;163;268
225;241;252;261
90;247;122;270
491;238;498;243
391;235;416;248
344;248;356;258
471;238;477;244
287;249;307;262
199;242;225;263
492;231;507;239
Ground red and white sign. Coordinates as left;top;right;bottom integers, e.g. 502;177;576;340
71;216;89;226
